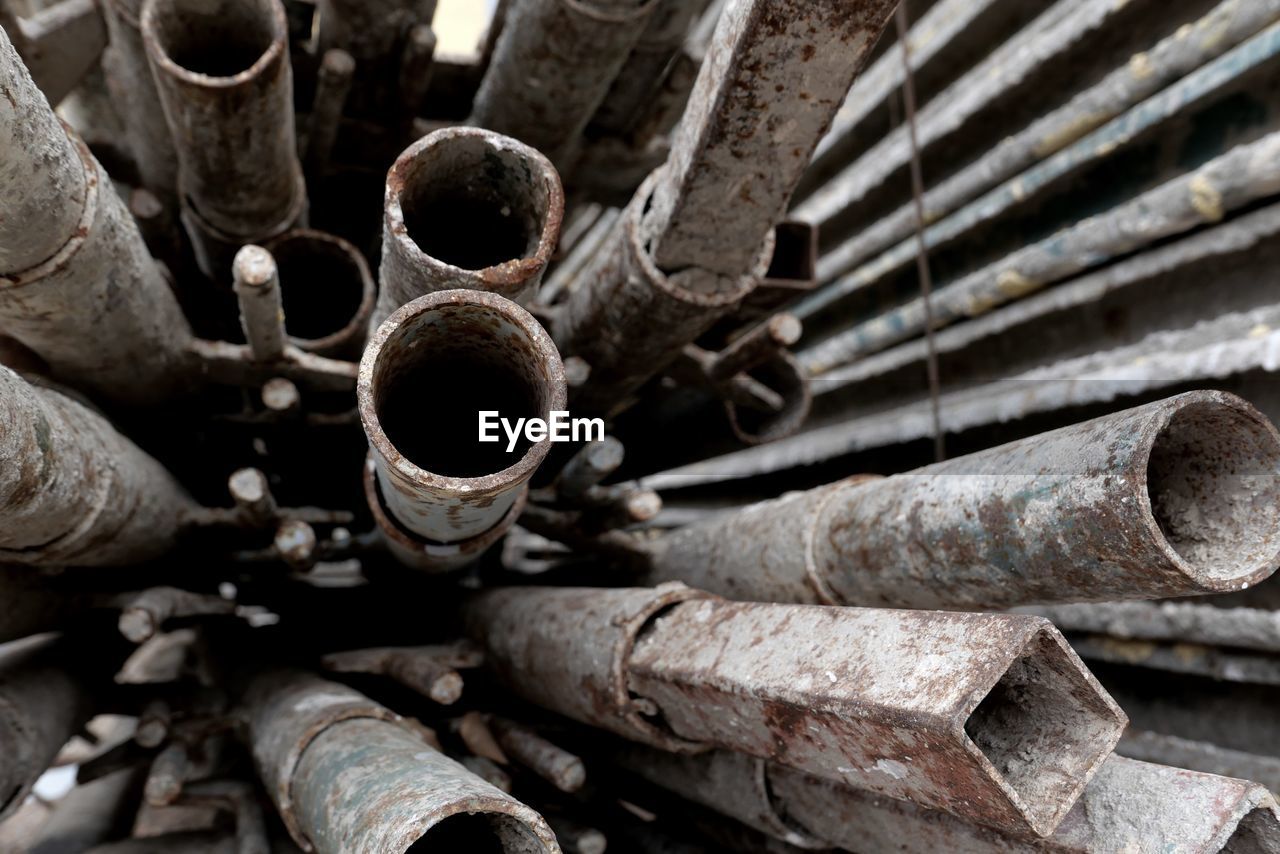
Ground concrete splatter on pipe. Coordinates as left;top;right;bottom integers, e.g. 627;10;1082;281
358;290;566;568
0;28;193;403
643;391;1280;610
556;0;896;414
468;0;659;169
466;585;1125;837
0;366;197;567
374;128;564;325
245;671;561;853
769;755;1280;853
0;638;95;824
141;0;307;279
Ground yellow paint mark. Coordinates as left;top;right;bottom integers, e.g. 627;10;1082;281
1129;52;1154;80
1034;114;1105;157
1097;637;1158;664
964;291;1000;317
1009;178;1026;201
1190;174;1224;222
996;269;1039;299
1172;643;1208;665
1249;323;1272;339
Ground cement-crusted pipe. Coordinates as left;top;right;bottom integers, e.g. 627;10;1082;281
468;0;659;168
0;28;193;404
464;585;1125;837
0;638;94;823
643;391;1280;610
141;0;307;278
555;0;897;414
375;128;564;325
244;671;562;853
0;367;197;567
358;290;566;570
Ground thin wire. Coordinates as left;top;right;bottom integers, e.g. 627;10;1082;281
895;1;946;463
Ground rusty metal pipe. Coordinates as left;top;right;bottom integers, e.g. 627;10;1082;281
643;391;1280;610
0;638;94;823
465;585;1125;837
141;0;307;279
359;290;566;567
232;246;286;363
245;671;561;853
0;366;197;567
468;0;660;169
375;128;564;324
0;28;194;403
769;755;1280;854
101;0;178;205
556;0;896;413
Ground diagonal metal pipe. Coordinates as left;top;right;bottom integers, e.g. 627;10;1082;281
0;26;193;404
642;391;1280;610
464;584;1126;837
244;671;562;853
554;0;897;415
0;366;197;567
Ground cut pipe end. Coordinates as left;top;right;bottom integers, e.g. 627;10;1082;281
1141;391;1280;591
359;290;566;543
962;625;1125;836
265;229;374;355
142;0;286;83
384;128;564;301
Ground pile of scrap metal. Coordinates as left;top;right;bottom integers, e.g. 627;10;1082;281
1;0;1278;850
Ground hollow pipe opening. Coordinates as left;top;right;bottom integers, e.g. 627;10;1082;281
144;0;283;79
962;628;1122;834
392;130;559;273
266;229;373;353
407;812;548;854
1143;396;1280;587
372;310;545;480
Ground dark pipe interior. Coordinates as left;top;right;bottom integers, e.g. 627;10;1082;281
151;0;277;77
273;238;366;340
375;310;545;479
402;188;533;271
406;812;541;853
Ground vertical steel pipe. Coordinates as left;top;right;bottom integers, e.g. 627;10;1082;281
141;0;307;279
468;0;659;168
315;0;417;115
466;585;1125;837
358;290;566;568
643;391;1280;610
556;0;897;414
0;366;197;567
101;0;178;205
232;245;286;363
245;671;561;853
0;638;94;823
0;27;192;404
375;127;564;325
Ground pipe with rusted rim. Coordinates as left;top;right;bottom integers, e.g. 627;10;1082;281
0;28;193;404
0;366;197;567
264;229;375;359
643;391;1280;610
245;671;561;853
375;127;564;326
141;0;307;279
359;290;566;570
465;584;1125;838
